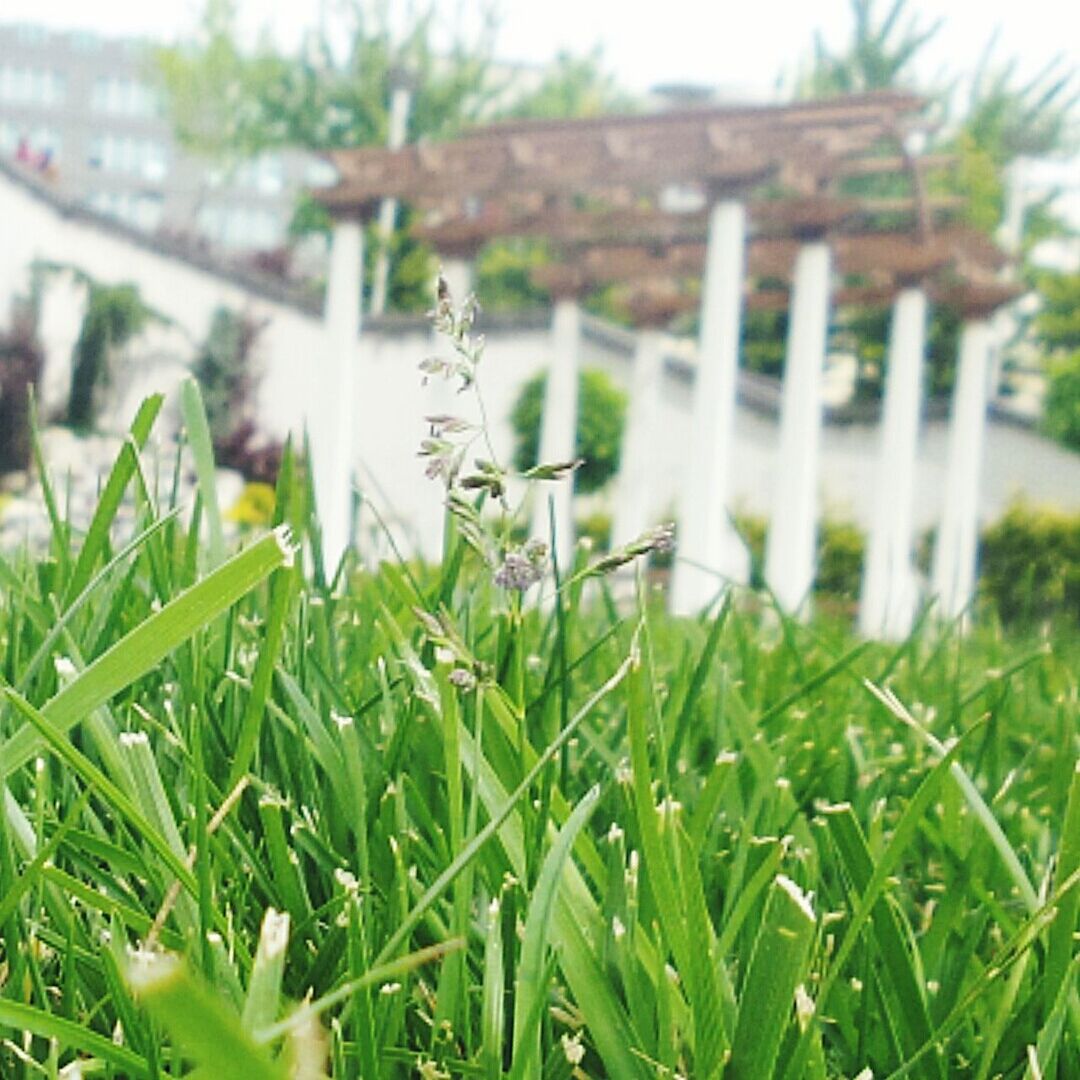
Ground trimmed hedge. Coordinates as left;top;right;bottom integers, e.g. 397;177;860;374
979;502;1080;626
511;367;628;495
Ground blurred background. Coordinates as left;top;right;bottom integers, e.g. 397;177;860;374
0;0;1077;625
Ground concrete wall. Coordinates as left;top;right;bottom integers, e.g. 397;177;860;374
4;159;1080;561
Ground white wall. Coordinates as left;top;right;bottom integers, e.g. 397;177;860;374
4;163;1080;563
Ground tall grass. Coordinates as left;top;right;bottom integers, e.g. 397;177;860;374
1;378;1079;1078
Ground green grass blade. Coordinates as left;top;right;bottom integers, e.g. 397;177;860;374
0;526;295;780
241;909;291;1035
0;1000;151;1078
729;875;816;1080
511;784;601;1080
180;376;226;569
128;953;287;1080
63;394;163;606
1046;760;1080;1003
482;896;505;1080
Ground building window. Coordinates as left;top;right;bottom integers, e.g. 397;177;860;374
91;76;159;118
233;153;285;195
0;66;66;106
89;133;168;177
197;203;284;250
88;190;164;232
69;30;100;52
15;24;47;46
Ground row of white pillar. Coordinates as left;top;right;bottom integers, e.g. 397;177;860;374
519;197;998;637
318;198;996;637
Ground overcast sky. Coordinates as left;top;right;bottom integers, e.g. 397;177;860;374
6;1;1078;101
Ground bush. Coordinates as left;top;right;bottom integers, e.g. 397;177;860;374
68;281;159;430
576;509;612;552
1042;350;1080;452
192;307;262;448
816;519;866;601
732;513;866;602
979;502;1080;625
511;367;627;495
0;310;43;475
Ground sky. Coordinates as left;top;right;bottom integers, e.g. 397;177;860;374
5;0;1078;101
5;0;1078;216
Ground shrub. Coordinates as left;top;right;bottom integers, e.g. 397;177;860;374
0;310;43;475
979;502;1080;625
816;519;866;601
732;513;866;601
1042;349;1080;452
576;509;612;552
511;367;628;495
68;280;160;430
192;307;263;448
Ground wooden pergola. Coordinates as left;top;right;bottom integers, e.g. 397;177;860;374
312;90;1016;637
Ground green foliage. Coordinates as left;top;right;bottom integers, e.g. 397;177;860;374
1035;271;1080;356
153;0;497;160
67;280;160;430
474;239;551;311
743;308;789;378
192;307;260;446
944;130;1004;235
1043;351;1080;452
576;509;612;552
816;518;867;600
496;47;634;121
367;210;435;314
980;501;1080;625
153;3;640;315
797;0;942;97
964;48;1080;166
510;368;627;495
736;513;866;601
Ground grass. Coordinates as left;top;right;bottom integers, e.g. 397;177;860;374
0;382;1079;1079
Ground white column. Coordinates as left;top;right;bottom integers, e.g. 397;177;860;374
932;318;993;623
670;199;749;615
612;328;666;547
369;80;413;317
37;268;87;419
764;241;832;616
439;258;473;307
859;287;927;639
317;218;364;572
531;298;581;572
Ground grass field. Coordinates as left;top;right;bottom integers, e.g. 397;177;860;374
1;376;1079;1080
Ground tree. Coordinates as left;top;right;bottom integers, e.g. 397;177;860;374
154;2;636;313
796;0;943;98
154;0;500;161
496;48;635;121
790;1;1077;402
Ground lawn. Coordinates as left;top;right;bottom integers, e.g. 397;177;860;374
1;379;1078;1079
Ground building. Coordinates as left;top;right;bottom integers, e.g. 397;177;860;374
0;21;332;252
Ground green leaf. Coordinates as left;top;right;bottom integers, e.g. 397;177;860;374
0;526;294;781
729;875;816;1080
128;953;288;1080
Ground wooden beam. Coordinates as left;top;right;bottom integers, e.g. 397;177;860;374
316;91;925;210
